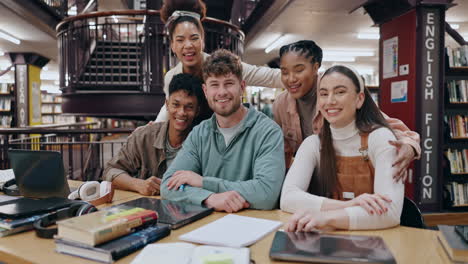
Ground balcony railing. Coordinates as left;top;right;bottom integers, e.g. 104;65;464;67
1;124;133;181
56;10;245;95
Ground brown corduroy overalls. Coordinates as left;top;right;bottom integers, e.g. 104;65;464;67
332;134;375;200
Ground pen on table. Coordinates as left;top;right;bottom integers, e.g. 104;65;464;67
179;184;185;191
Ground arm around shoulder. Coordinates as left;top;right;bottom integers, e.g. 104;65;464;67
241;62;284;89
382;111;421;159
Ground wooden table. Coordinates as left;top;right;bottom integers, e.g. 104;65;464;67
0;189;452;264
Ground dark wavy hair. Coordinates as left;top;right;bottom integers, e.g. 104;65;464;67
160;0;207;41
310;65;391;198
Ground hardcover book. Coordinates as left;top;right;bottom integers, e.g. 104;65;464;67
55;224;170;263
57;206;158;246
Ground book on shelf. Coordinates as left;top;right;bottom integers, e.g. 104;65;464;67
445;149;468;174
446;45;468;68
42;115;54;124
41;105;53;113
445;182;468;207
0;98;11;111
438;225;468;263
0;83;12;94
54;104;62;113
131;242;250;264
447;80;468;103
0;115;12;127
57;206;158;246
444;115;468;138
55;224;170;264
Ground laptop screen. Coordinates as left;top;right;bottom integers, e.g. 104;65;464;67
270;230;396;264
8;149;70;199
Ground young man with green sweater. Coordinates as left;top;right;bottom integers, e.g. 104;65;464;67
161;49;285;212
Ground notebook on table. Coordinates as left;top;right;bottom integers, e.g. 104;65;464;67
118;197;213;229
0;150;74;218
179;214;282;248
269;230;396;264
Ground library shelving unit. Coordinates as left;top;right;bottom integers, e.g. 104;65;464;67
443;65;468;211
40;92;75;124
362;0;453;212
0;83;14;128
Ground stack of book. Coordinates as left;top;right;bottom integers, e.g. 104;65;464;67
0;214;44;237
55;205;170;263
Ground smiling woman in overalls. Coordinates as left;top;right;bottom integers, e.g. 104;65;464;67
280;65;404;231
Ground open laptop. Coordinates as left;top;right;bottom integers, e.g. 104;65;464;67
270;230;396;264
0;150;74;218
8;149;71;199
119;197;213;229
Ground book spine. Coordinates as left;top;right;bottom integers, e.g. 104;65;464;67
109;225;171;261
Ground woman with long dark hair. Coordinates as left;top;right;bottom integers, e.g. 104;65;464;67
280;65;404;231
155;0;283;123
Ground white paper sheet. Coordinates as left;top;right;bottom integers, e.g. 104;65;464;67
179;214;282;247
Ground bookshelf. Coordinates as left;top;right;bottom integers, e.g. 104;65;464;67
0;83;14;128
443;65;468;210
40;92;75;124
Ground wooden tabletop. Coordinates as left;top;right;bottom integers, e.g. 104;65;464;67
0;187;452;264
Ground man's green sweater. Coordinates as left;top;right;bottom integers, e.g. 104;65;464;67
161;105;285;210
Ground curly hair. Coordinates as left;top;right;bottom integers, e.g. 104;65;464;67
160;0;207;41
202;49;242;81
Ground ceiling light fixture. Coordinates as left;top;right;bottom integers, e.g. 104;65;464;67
0;30;21;45
265;35;287;54
357;33;379;40
322;56;356;62
324;49;375;57
449;23;460;30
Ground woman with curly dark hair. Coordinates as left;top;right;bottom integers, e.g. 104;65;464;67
155;0;283;123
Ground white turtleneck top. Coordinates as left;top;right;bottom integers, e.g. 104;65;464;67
280;120;404;230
